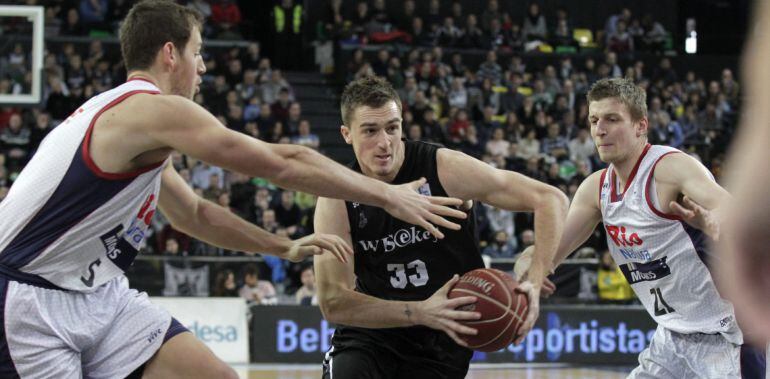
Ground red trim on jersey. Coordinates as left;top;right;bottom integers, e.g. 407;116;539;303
610;143;651;202
598;169;607;203
81;90;164;180
126;76;158;87
644;151;683;220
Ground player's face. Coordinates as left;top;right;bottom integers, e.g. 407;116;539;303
342;101;404;181
588;98;647;164
172;25;205;99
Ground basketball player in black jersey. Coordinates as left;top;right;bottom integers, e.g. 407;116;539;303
314;76;569;378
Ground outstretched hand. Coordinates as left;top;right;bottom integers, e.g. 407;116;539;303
670;196;720;240
383;178;468;239
282;233;354;263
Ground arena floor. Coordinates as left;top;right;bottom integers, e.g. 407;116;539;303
232;364;632;379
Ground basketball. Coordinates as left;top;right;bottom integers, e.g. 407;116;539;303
448;268;529;352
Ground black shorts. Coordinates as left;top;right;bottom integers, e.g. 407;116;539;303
322;326;472;379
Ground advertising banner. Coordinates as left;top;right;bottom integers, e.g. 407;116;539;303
250;305;655;364
153;297;250;363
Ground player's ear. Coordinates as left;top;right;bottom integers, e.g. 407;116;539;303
636;116;649;138
341;125;352;144
160;42;177;69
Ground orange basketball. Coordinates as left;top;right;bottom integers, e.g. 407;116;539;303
448;268;529;352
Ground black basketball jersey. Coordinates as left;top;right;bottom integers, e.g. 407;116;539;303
327;141;482;377
345;140;484;301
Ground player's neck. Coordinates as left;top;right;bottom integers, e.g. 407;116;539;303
126;70;167;93
612;141;648;186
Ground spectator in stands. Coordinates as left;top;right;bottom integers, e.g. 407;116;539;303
480;0;501;32
350;1;370;39
273;0;303;68
271;88;292;124
211;0;242;39
30;111;54;152
275;189;302;238
597;249;635;304
239;264;278;305
460;14;485;49
295;265;317;305
569;128;596;169
604;7;632;43
641;14;667;52
79;0;108;29
486;128;510;159
520;229;535;250
292;120;320;150
478;50;503;86
213;269;239;297
425;0;443;30
482;230;518;259
541;123;570;161
437;17;462;47
1;113;31;172
409;17;434;47
607;20;634;54
522;2;547;43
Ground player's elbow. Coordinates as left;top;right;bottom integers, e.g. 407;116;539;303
317;290;346;323
268;145;318;187
539;185;570;216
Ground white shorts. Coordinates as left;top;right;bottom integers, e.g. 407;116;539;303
629;325;740;379
1;275;184;379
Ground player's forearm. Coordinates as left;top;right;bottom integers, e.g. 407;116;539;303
172;199;291;257
551;217;599;269
319;288;418;328
269;145;391;209
527;188;569;286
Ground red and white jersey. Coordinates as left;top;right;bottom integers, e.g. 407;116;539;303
0;79;168;292
599;144;741;344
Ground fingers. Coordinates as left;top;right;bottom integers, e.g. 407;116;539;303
427;196;465;208
669;200;694;218
424;211;462;231
407;177;427;190
541;278;556;297
428;202;468;219
445;295;477;309
418;219;446;239
446;309;482;321
439;318;477;336
437;274;460;294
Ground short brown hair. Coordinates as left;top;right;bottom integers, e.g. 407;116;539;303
586;78;647;121
340;76;402;126
119;0;203;71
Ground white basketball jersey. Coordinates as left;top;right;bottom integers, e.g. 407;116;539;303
0;79;167;292
599;144;741;344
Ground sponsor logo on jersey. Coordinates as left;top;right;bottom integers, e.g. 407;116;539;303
618;248;652;262
618;257;671;284
605;225;643;247
357;226;438;253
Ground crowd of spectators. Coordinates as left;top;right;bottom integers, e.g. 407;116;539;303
320;0;669;55
0;0;741;303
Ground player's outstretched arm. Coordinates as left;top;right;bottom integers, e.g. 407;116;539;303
314;196;480;347
158;164;352;262
138;96;465;239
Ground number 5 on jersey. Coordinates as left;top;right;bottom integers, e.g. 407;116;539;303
388;259;429;288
